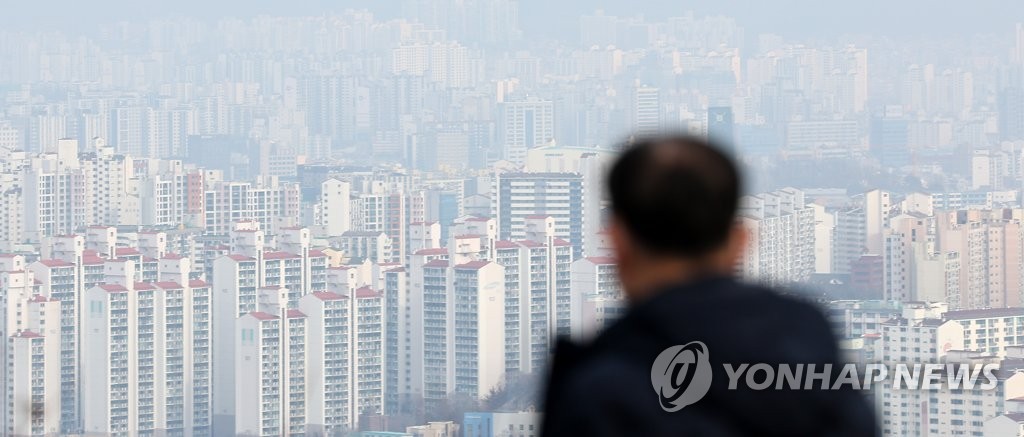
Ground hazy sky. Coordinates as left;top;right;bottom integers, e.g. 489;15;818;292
3;0;1020;40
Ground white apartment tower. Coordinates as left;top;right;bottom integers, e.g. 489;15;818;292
212;223;327;435
493;172;586;258
26;258;81;432
408;221;442;259
203;178;302;235
81;144;138;227
235;307;308;437
2;255;62;437
738;188;816;285
632;86;661;137
569;256;623;341
234;280;387;435
22;160;86;243
498;97;554;165
298;291;353;434
80;259;212;436
318;178;352;237
494;216;572;375
7;324;61;437
408;253;505;404
451;261;506;398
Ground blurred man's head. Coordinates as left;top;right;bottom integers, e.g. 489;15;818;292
607;135;745;302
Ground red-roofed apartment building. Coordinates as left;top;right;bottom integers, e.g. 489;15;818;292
80;264;213;435
211;224;328;434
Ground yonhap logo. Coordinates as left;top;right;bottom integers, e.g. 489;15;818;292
651;341;1001;413
651;341;713;412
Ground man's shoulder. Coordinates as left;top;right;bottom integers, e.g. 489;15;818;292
731;281;832;325
544;278;870;436
590;278;837;365
543;341;742;436
643;278;831;333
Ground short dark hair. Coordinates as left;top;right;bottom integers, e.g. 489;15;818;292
607;135;741;257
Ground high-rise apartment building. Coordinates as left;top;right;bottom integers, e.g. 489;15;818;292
568;256;623;341
298;291;353;434
211;224;327;434
737;188;816;285
1;256;62;437
407;252;505;405
317;178;352;238
999;86;1024;141
498;98;554;165
7;325;61;437
203;178;302;236
877;306;1024;437
493;216;572;375
632;86;661;137
391;42;471;88
493;172;585;258
80;259;212;436
235;307;307;437
936;209;1024;309
298;75;358;144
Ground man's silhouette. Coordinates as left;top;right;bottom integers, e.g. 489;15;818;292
542;136;876;436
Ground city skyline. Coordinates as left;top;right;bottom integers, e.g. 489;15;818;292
2;1;1022;40
1;2;1024;436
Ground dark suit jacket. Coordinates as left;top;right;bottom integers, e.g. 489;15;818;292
542;276;877;436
